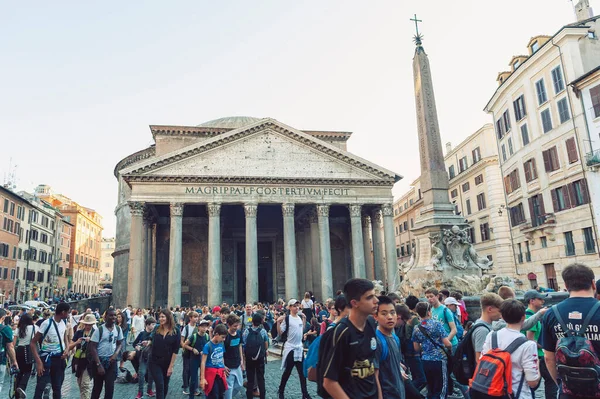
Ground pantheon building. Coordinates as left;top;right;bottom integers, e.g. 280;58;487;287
113;117;402;308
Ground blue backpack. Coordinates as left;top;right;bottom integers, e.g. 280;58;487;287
375;329;400;361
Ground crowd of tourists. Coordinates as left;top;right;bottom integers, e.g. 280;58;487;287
0;262;599;399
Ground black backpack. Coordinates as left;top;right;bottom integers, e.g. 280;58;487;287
244;327;265;361
452;322;491;385
279;313;290;344
553;301;600;398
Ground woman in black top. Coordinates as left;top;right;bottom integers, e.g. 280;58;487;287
145;309;180;399
14;314;35;396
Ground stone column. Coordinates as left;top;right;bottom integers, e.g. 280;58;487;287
282;203;298;300
362;215;375;280
309;210;321;299
317;204;333;300
141;212;153;307
245;204;258;304
207;203;222;306
349;204;365;279
382;203;398;291
168;203;184;307
150;221;157;306
127;201;145;306
371;208;385;282
296;222;306;295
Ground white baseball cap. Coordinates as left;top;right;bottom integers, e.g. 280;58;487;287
288;299;300;307
444;297;460;306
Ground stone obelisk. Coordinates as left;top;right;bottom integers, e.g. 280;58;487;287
404;29;473;285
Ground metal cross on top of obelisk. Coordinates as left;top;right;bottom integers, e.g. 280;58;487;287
410;14;424;45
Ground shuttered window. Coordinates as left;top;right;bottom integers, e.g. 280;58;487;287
591;84;600;118
536;79;548;105
474;174;484;185
504;169;521;194
551;186;571;212
521;124;530;146
513;95;527;121
565;137;578;164
541;109;553;133
552;66;565;94
528;194;546;227
557;98;570;124
542;147;560;172
523;158;538;182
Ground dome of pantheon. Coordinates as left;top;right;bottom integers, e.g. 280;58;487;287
196;116;263;129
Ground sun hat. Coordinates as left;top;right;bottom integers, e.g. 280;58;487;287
79;314;97;325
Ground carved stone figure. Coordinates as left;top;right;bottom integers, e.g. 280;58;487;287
428;234;443;271
469;245;493;270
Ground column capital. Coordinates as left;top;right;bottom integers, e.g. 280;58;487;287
317;204;330;218
381;203;394;217
170;202;184;217
207;203;221;217
282;203;295;217
348;204;363;217
244;203;258;218
362;214;371;228
128;201;146;217
308;208;319;224
371;208;383;226
143;210;155;226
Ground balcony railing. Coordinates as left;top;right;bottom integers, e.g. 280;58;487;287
586;149;600;167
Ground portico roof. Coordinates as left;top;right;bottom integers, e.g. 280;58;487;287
121;118;402;186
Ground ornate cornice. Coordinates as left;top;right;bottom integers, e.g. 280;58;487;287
207;203;221;217
381;203;393;217
170;202;184;217
128;201;146;217
125;121;398;181
317;204;330;218
244;203;258;218
122;175;394;186
150;125;352;142
114;146;156;178
349;204;362;218
282;203;295;217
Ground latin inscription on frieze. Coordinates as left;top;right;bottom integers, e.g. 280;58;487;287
185;186;351;197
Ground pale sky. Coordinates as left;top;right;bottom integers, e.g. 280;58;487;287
1;1;596;237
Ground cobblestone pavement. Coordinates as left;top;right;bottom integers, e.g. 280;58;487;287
5;353;547;399
11;353;317;399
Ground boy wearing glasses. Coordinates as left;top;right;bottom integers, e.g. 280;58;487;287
88;309;124;399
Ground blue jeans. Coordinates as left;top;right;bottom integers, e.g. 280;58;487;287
188;356;201;399
33;356;66;399
405;355;427;390
138;358;154;393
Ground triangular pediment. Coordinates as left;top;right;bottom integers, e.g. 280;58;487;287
121;119;401;185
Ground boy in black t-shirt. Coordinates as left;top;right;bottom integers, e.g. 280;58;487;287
224;314;244;399
183;320;210;399
322;278;380;399
541;263;600;399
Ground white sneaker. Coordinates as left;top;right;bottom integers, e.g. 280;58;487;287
17;387;27;398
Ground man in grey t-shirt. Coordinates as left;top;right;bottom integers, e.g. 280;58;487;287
471;294;503;365
88;309;124;399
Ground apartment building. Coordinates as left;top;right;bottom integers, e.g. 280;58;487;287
0;186;28;300
484;8;600;289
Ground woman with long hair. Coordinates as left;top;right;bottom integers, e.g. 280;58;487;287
146;309;180;399
300;291;314;322
13;313;36;398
